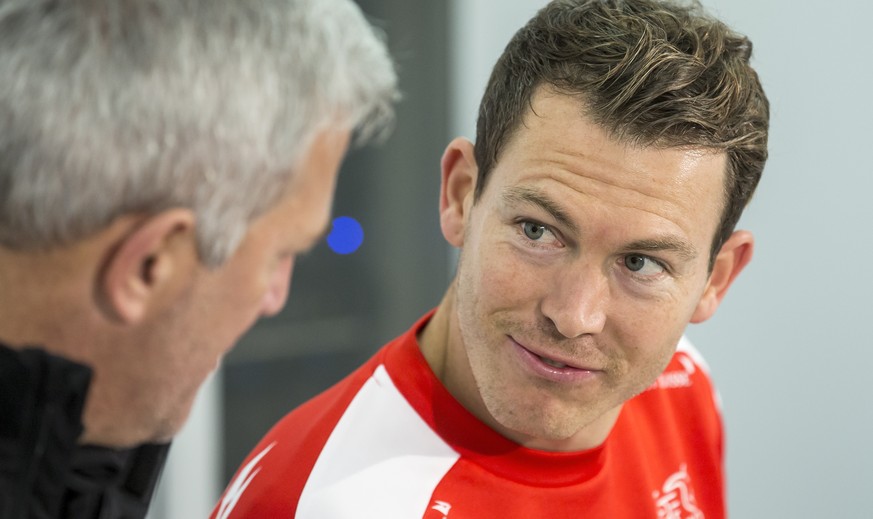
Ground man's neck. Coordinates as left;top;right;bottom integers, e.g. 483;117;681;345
417;286;515;446
416;289;452;380
0;245;93;352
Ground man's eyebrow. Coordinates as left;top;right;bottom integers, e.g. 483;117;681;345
624;236;698;261
295;221;333;258
502;186;578;234
314;223;332;246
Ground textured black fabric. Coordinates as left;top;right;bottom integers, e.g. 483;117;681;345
0;343;169;519
60;444;170;519
0;343;91;518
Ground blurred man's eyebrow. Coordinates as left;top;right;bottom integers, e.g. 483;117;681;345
315;224;332;246
303;224;332;254
502;186;578;233
291;221;333;258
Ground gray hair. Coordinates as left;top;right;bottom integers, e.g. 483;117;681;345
0;0;399;266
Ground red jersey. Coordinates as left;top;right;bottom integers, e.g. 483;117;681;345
213;313;724;518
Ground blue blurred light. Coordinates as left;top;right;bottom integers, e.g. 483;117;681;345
327;216;364;255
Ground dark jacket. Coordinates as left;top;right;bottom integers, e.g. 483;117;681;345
0;343;168;519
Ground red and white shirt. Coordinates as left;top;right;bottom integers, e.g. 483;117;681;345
213;313;724;518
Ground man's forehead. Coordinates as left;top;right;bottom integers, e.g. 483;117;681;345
517;86;728;164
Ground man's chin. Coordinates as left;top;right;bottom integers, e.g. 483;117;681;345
151;396;201;443
99;404;191;448
149;421;179;444
79;424;172;449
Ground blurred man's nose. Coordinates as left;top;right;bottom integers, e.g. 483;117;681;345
260;257;294;317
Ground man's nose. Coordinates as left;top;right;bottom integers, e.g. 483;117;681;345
260;257;294;317
540;264;608;339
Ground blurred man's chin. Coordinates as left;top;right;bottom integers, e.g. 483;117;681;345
158;397;201;441
145;413;187;445
125;397;197;446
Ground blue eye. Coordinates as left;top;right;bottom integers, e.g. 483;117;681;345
625;254;646;272
522;222;546;240
624;254;666;276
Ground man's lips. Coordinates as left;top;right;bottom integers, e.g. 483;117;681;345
514;338;595;370
510;336;601;378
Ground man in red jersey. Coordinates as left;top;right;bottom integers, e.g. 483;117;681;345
215;0;768;517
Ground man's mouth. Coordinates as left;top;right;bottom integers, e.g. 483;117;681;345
537;354;571;369
510;337;600;380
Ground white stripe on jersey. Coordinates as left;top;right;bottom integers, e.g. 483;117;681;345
297;365;461;518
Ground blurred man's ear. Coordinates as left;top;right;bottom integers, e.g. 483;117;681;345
690;230;754;323
439;137;478;248
98;209;199;324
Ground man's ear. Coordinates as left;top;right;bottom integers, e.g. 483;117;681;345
440;137;478;248
99;209;198;324
690;230;754;323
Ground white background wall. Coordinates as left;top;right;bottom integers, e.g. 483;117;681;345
450;1;872;517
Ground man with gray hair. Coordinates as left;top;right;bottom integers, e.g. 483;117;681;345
0;0;398;517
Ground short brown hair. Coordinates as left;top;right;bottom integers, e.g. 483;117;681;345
474;0;769;267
